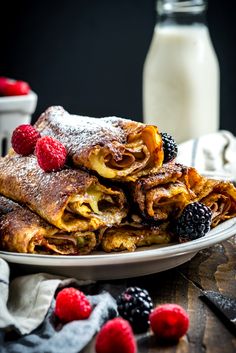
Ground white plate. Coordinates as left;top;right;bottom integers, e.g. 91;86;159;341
1;217;236;280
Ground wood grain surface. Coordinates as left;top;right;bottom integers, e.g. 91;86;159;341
82;235;236;353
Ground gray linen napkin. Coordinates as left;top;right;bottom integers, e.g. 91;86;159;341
0;259;117;353
0;259;63;335
177;130;236;181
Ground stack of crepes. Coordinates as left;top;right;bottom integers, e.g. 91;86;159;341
0;106;236;255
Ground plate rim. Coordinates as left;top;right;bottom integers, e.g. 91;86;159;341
0;217;236;266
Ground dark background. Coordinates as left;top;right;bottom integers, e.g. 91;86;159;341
0;0;235;133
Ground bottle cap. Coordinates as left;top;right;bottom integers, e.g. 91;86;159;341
157;0;207;15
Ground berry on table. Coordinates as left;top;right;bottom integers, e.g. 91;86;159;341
175;202;212;242
54;287;92;323
117;286;153;333
35;136;67;172
150;303;189;341
95;317;136;353
11;124;41;156
161;132;178;163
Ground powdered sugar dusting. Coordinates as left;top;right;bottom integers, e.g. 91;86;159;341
0;154;93;214
0;154;127;230
34;106;134;157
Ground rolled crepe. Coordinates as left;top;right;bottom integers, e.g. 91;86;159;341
193;179;236;227
0;196;97;255
132;161;236;227
100;216;171;252
0;155;127;232
132;163;197;221
34;106;164;181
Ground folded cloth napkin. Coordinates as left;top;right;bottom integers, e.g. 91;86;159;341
0;259;117;353
177;130;236;181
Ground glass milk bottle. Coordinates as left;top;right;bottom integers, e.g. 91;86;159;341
143;0;220;143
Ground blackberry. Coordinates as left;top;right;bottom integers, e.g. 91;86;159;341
161;132;178;163
175;202;212;242
116;287;153;333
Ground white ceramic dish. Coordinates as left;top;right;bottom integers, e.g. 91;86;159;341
1;217;236;280
0;91;37;156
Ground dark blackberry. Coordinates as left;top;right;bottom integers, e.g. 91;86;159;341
161;132;178;163
175;202;212;242
116;287;153;333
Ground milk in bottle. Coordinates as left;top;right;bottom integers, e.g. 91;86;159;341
143;0;220;143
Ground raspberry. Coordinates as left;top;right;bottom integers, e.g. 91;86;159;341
150;304;189;341
54;287;92;323
95;318;136;353
175;202;212;242
161;132;178;163
117;287;153;333
0;77;8;95
35;136;67;172
2;79;30;96
11;124;41;156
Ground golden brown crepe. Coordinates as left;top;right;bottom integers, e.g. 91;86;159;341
100;217;172;252
0;196;97;254
193;179;236;227
132;162;236;228
132;163;197;221
34;106;164;181
0;154;127;232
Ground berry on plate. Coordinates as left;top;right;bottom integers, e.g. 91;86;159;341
11;124;41;156
150;303;189;341
175;202;212;242
35;136;67;172
117;286;153;333
161;132;178;163
95;317;136;353
54;287;92;323
2;79;30;96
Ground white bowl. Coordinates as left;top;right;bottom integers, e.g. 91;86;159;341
0;91;38;156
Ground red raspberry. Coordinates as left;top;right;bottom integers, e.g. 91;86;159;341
54;287;92;323
95;318;137;353
35;136;67;172
11;124;41;155
3;79;30;96
150;304;189;341
0;77;8;95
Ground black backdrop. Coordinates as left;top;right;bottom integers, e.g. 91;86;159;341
0;0;235;133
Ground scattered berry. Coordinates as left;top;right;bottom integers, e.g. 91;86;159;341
2;79;30;96
54;287;92;323
161;132;178;163
11;124;41;155
175;202;212;242
150;304;189;341
117;287;153;333
95;317;136;353
35;136;67;172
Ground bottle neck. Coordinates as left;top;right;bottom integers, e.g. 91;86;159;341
157;0;207;26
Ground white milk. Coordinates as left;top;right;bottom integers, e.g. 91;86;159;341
143;25;219;143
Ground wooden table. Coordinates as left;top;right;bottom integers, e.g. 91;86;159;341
82;235;236;353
